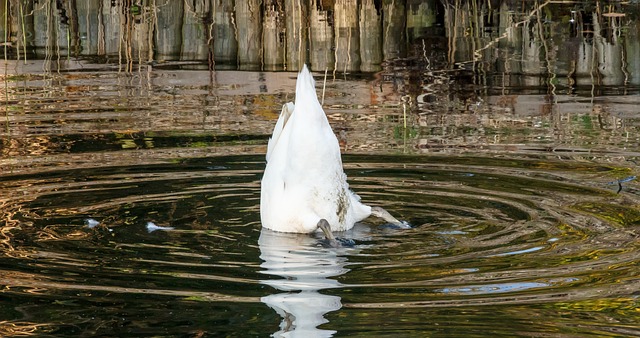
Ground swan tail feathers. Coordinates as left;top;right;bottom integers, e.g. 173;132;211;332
266;102;294;162
295;65;321;108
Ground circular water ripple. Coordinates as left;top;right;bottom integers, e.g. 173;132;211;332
0;154;638;336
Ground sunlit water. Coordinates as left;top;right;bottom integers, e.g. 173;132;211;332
1;150;639;336
1;60;639;337
0;0;640;337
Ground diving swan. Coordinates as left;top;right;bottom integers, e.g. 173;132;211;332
260;65;406;241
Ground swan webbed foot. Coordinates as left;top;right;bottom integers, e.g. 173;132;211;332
371;206;411;229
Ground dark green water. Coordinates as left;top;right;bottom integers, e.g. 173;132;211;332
1;0;640;337
1;151;638;336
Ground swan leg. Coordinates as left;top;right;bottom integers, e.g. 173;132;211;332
371;206;410;228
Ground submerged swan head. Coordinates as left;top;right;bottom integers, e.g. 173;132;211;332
260;65;403;236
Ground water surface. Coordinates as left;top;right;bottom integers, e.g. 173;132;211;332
1;151;639;336
1;1;640;337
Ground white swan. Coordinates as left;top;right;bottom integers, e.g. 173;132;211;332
260;65;404;240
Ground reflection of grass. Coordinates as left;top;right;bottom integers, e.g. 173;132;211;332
485;127;532;136
575;115;594;131
114;133;268;151
549;297;638;318
393;125;418;139
4;74;50;81
571;202;640;227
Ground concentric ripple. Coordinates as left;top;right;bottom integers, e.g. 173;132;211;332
0;154;638;336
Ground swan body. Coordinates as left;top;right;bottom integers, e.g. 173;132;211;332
260;65;374;234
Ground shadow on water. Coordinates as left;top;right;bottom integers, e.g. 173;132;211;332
0;0;640;337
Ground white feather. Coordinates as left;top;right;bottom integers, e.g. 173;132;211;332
260;65;371;233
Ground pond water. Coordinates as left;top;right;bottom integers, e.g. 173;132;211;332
2;0;640;337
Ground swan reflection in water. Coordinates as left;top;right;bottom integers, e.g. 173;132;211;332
259;228;359;337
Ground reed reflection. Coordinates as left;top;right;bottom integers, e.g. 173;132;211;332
2;1;638;86
259;229;349;337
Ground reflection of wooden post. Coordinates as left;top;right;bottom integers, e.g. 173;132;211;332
236;0;262;70
154;0;183;61
334;0;360;73
576;14;595;85
521;20;543;87
382;0;406;60
264;4;286;70
77;0;100;55
309;1;334;71
497;1;520;85
66;0;80;56
182;0;209;61
626;21;640;85
359;0;381;72
131;0;153;62
285;0;307;70
212;0;238;66
10;0;36;58
406;0;435;42
100;0;121;55
443;2;474;66
442;2;455;65
594;14;624;86
34;0;60;57
0;0;6;46
499;0;518;45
